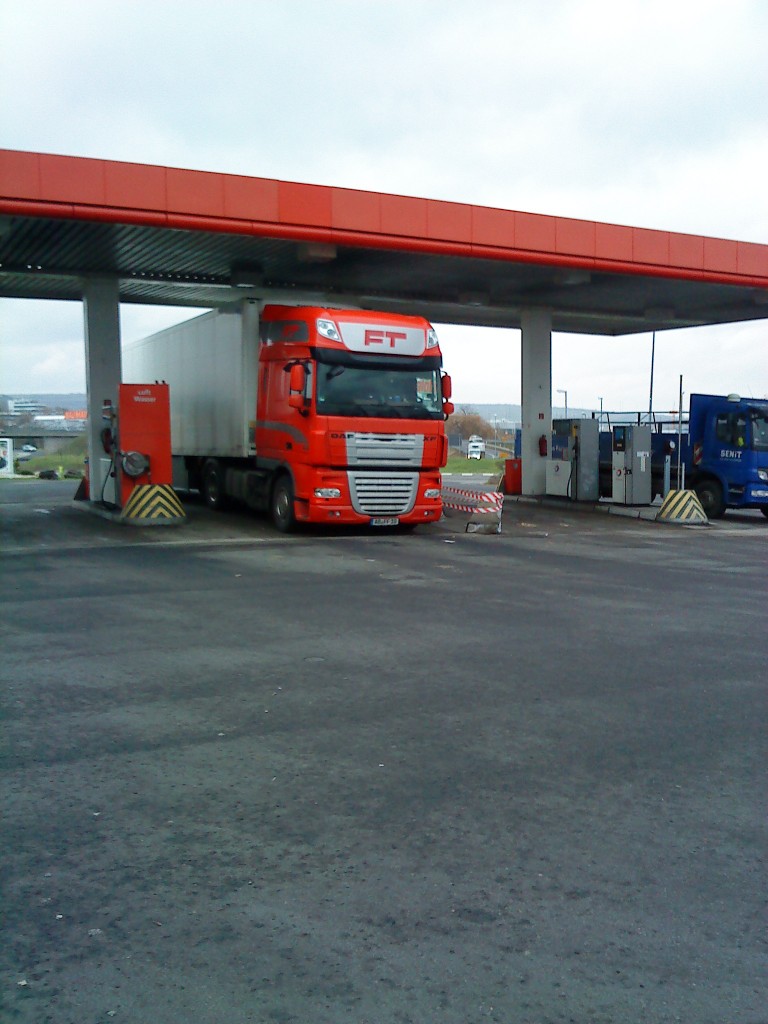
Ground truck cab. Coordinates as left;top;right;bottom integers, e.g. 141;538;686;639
255;304;453;528
690;393;768;517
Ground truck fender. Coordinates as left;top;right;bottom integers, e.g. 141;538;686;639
270;462;296;493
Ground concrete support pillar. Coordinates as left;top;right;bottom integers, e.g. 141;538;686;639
83;278;122;504
520;308;552;495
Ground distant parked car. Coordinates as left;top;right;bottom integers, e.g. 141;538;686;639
38;469;59;480
21;444;38;452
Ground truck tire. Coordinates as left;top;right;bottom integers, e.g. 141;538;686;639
271;474;296;533
202;459;229;511
694;478;725;519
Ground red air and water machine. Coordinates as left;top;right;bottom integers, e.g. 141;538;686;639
109;383;173;505
87;383;182;522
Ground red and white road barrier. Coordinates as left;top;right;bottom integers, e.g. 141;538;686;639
441;486;504;532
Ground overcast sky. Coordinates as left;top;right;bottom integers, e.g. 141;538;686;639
1;0;766;411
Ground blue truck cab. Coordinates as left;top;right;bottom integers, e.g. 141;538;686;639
683;393;768;517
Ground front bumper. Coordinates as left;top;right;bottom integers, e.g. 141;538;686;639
296;468;443;524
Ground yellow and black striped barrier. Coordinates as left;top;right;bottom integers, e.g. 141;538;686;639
121;484;186;525
657;489;708;525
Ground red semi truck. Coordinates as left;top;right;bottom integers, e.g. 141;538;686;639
123;301;454;530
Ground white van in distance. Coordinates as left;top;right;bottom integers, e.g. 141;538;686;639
467;435;486;459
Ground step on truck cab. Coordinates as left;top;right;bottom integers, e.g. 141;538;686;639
123;301;454;530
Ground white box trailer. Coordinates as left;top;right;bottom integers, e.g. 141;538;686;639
122;304;259;459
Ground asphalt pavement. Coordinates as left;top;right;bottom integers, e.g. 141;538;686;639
1;480;766;1024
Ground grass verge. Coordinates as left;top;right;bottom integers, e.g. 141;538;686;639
14;435;87;477
444;454;506;476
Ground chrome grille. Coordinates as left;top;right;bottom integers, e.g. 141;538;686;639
348;472;418;515
345;432;424;467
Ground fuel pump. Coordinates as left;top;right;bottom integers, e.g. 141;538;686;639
99;398;120;506
545;418;599;501
612;424;652;505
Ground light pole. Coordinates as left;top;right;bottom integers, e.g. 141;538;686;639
557;388;568;419
598;396;603;428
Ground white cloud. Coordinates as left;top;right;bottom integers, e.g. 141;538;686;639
0;300;84;393
436;318;768;411
0;300;204;393
0;0;766;402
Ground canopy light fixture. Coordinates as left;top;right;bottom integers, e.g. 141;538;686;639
458;291;490;306
557;270;592;287
297;243;337;263
231;264;264;288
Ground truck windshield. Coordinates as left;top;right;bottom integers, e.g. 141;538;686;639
749;407;768;450
316;364;444;419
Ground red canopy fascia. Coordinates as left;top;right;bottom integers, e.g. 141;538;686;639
1;148;767;289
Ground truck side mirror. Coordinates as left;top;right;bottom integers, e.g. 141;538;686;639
443;401;455;417
288;362;308;411
289;363;306;393
441;373;452;400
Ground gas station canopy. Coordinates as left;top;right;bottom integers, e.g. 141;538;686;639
1;149;767;334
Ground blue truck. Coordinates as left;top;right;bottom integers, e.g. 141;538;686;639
598;393;768;518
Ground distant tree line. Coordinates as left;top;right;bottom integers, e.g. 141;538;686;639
448;407;493;440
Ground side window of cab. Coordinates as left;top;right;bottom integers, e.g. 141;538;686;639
715;413;731;443
715;412;747;447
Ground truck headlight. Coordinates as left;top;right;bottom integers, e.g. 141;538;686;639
424;488;441;499
314;487;341;499
316;318;341;342
758;469;768;482
426;328;439;349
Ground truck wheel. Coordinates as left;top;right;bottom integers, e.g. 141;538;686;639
271;475;296;532
202;460;228;511
694;478;725;519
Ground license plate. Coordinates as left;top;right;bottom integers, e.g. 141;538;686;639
370;517;399;527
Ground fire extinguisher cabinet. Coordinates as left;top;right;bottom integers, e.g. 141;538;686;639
504;458;522;495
